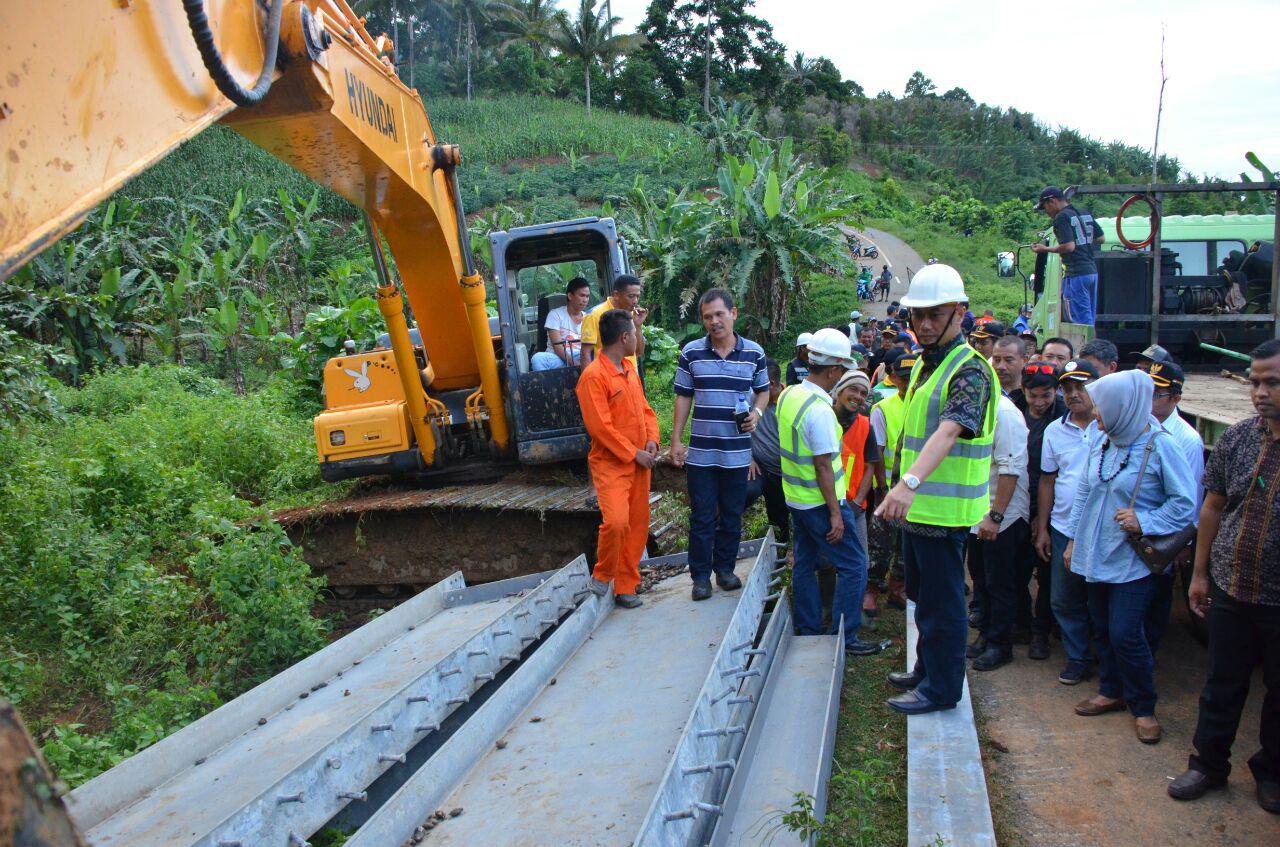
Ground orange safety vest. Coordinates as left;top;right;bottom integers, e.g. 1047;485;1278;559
840;414;871;507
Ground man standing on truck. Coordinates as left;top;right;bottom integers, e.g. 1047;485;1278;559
876;265;999;714
1032;186;1105;326
670;289;770;602
1169;340;1280;814
580;275;647;370
577;310;660;609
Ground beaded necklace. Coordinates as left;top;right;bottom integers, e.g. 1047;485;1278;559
1097;437;1136;484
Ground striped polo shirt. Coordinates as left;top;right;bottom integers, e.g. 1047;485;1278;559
674;334;769;469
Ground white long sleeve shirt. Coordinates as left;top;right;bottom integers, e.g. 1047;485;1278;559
972;394;1030;534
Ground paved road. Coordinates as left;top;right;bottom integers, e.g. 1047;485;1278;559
840;225;925;320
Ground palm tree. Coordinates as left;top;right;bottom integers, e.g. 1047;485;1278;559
783;52;818;93
551;0;642;116
496;0;560;58
454;0;506;100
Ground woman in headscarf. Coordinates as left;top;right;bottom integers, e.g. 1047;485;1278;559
833;368;882;619
1063;370;1196;744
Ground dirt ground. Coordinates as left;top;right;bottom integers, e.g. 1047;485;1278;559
969;597;1279;846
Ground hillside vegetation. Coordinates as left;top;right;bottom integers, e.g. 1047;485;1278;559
2;0;1257;792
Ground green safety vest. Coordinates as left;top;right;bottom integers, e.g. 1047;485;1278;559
776;385;845;507
899;343;998;527
873;391;906;488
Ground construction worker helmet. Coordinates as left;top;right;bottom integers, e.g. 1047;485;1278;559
806;327;853;366
796;331;814;348
900;263;967;309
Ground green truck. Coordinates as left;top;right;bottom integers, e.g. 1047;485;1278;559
1022;212;1275;361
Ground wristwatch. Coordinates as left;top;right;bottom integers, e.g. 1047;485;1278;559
988;510;1005;525
902;473;921;491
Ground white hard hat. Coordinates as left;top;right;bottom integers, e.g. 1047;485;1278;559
900;263;967;309
796;332;814;347
807;327;853;366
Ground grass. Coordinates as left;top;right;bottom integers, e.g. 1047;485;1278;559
428;96;706;168
821;605;910;846
869;217;1028;321
118;97;704;222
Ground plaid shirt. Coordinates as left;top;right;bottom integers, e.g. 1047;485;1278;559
1203;416;1280;606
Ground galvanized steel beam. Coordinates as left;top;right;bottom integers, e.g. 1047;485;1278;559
708;617;845;847
346;582;613;847
67;571;466;832
633;531;782;846
73;559;593;847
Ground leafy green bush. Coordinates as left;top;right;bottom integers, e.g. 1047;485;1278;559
0;366;330;785
622;133;862;343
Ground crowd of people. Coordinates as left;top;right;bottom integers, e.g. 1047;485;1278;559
563;254;1277;815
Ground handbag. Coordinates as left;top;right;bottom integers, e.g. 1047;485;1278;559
1125;434;1197;575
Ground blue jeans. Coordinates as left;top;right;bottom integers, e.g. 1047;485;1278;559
1088;575;1157;717
1049;527;1093;665
791;503;867;648
1145;569;1176;655
531;351;574;370
686;465;750;581
903;527;970;707
1063;273;1099;325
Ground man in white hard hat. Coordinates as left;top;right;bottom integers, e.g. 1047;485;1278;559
777;327;885;657
787;332;813;386
875;263;999;714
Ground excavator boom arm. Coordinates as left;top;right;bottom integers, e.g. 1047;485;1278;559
0;0;507;455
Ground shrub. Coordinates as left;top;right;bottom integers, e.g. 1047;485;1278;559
0;366;330;784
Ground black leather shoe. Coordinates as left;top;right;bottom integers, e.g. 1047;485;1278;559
614;593;643;609
1167;769;1226;801
1028;634;1051;660
887;670;923;690
1258;779;1280;814
715;571;742;591
966;635;988;659
971;647;1013;671
846;638;886;656
692;580;713;601
968;609;983;629
886;689;956;715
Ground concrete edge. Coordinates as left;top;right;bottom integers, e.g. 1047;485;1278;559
905;601;996;847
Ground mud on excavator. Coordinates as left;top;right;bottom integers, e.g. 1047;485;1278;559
0;0;653;592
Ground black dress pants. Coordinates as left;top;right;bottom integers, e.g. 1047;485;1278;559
1189;584;1280;784
970;519;1029;650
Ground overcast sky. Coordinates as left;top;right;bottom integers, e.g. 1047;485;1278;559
606;0;1279;180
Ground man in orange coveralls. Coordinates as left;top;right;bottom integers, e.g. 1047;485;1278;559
576;308;660;609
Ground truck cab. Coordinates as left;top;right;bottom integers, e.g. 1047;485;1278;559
489;217;632;464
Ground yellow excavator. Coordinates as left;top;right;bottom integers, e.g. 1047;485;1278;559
2;0;651;590
0;0;631;475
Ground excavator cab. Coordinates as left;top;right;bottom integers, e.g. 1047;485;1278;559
490;217;632;464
